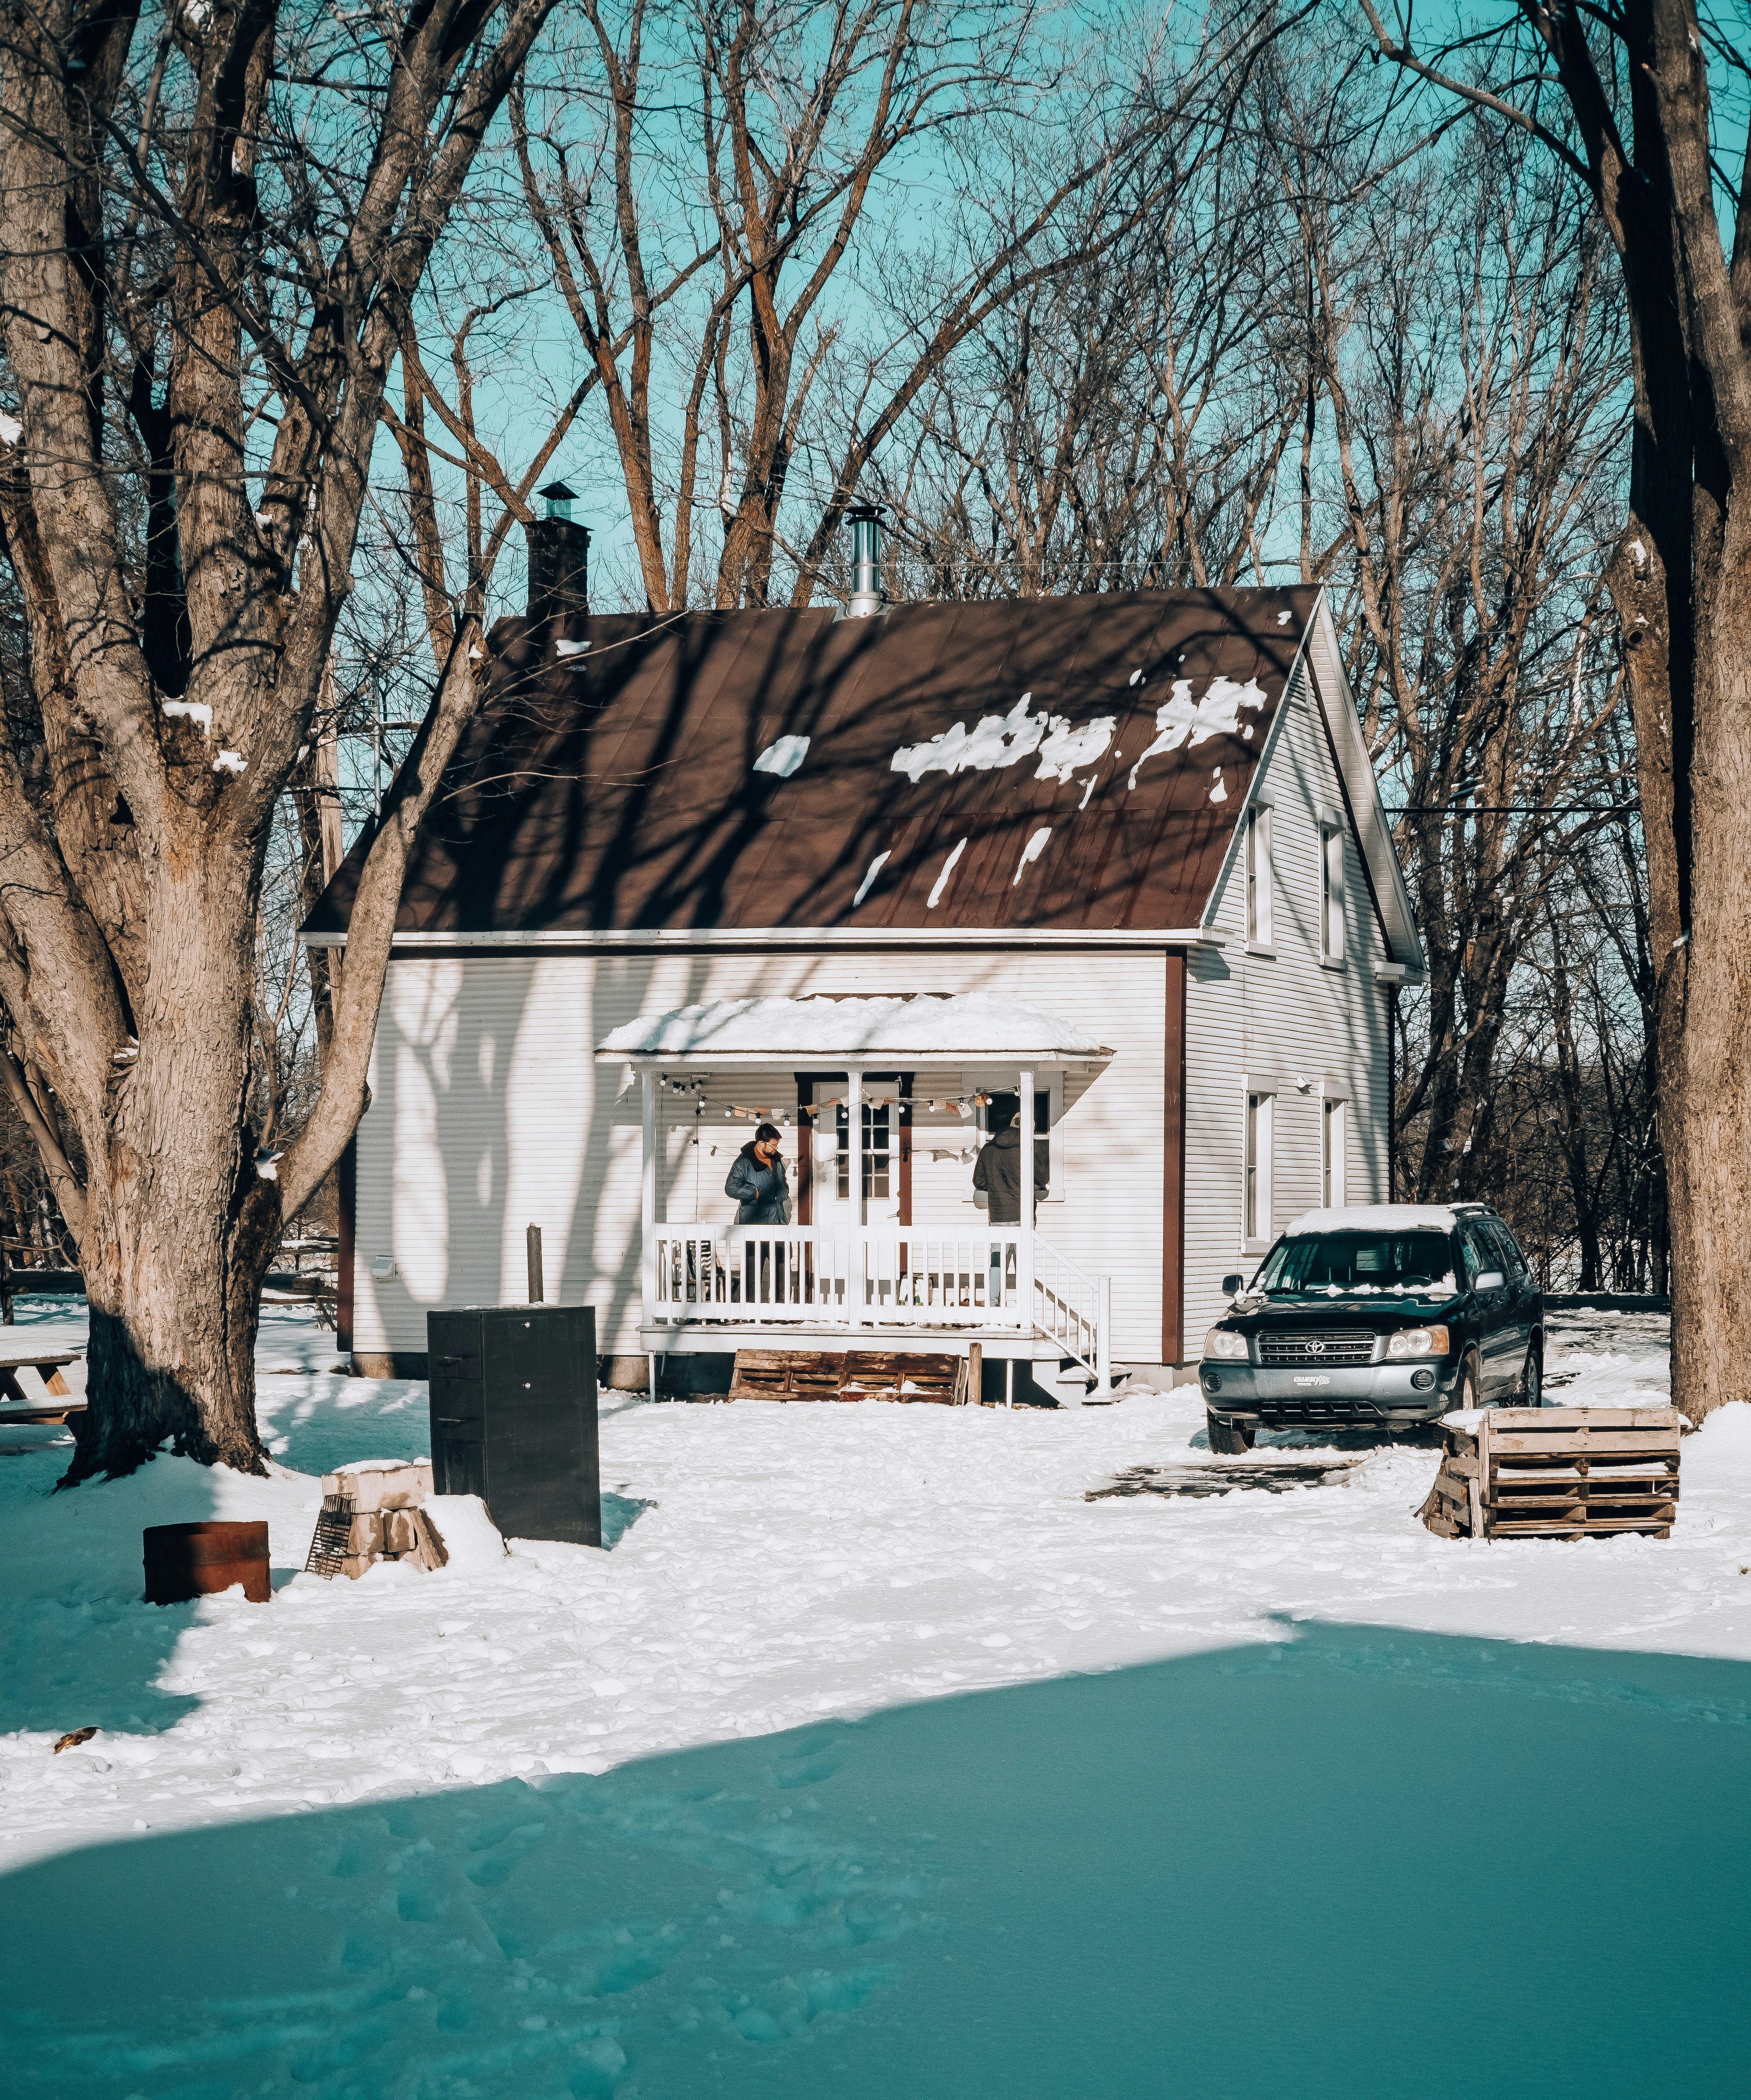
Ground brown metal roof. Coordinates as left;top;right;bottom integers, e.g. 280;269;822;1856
306;587;1320;937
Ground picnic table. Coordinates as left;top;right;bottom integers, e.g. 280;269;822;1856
0;1349;83;1424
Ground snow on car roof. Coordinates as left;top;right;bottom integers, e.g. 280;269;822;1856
1283;1204;1462;1236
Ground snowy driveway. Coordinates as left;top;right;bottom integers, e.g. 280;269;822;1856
0;1303;1747;2095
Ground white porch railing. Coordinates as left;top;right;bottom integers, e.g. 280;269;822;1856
650;1224;1027;1326
645;1223;1111;1392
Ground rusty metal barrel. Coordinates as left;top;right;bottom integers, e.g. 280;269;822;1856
143;1520;271;1605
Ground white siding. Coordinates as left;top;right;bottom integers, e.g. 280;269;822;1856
1181;660;1392;1358
352;949;1170;1362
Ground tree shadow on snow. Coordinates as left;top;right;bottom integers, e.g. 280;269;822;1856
0;1440;219;1740
0;1620;1746;2100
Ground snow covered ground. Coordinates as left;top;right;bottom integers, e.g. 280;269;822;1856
1;1301;1747;2096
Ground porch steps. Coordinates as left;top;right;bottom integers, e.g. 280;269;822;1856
728;1348;968;1405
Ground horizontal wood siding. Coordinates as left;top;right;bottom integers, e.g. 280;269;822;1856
351;949;1168;1362
1181;660;1391;1360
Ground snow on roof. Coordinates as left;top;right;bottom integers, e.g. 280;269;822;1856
600;993;1110;1060
1283;1205;1462;1236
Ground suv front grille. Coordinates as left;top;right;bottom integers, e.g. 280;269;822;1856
1257;1330;1377;1367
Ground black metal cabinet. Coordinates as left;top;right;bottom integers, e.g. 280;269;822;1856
427;1305;599;1546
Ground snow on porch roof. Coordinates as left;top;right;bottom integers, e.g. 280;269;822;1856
598;994;1112;1062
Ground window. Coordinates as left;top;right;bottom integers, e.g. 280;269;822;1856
982;1089;1051;1200
1244;806;1272;945
1321;1098;1346;1208
1243;1091;1273;1244
1255;1229;1456;1295
1485;1217;1528;1281
1320;820;1346;963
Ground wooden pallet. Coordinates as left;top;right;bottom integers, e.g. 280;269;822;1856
728;1348;968;1404
728;1349;849;1402
838;1351;967;1404
1420;1407;1680;1541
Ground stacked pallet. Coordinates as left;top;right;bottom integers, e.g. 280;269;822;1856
305;1459;449;1580
727;1348;968;1404
1421;1407;1681;1541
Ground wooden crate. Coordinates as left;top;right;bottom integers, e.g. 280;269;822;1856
1420;1407;1681;1541
726;1348;968;1404
728;1349;848;1401
838;1351;967;1404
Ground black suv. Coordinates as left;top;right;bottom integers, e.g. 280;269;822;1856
1199;1205;1543;1453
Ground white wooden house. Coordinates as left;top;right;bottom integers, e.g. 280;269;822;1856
306;576;1423;1397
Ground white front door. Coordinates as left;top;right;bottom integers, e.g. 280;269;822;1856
811;1077;900;1228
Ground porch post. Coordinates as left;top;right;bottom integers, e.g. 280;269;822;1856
641;1068;656;1330
1018;1067;1036;1347
847;1067;864;1325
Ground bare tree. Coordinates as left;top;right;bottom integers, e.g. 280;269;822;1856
0;0;561;1478
1359;0;1751;1422
1308;128;1631;1204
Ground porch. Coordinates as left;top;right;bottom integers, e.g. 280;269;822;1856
601;994;1118;1399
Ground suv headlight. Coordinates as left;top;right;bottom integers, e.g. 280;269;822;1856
1204;1327;1249;1361
1385;1325;1450;1360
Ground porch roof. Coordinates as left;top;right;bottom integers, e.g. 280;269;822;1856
598;993;1111;1065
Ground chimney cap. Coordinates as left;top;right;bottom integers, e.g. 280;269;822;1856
538;479;578;501
846;502;884;522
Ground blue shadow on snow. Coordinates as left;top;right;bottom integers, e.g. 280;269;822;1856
0;1618;1746;2098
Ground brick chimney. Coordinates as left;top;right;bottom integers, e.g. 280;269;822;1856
527;481;590;622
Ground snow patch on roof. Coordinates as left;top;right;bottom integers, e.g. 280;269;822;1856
891;692;1113;789
753;733;810;778
600;993;1109;1058
1209;769;1226;804
1284;1205;1460;1236
926;837;967;908
1012;826;1051;885
554;637;590;659
1126;676;1267;789
852;850;890;907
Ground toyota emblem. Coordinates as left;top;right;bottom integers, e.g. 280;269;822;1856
1306;1341;1326;1354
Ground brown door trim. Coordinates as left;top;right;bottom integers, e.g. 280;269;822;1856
1162;953;1187;1365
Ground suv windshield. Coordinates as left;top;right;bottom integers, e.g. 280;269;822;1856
1254;1230;1458;1297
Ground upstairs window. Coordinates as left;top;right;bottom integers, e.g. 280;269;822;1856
1244;805;1273;945
1320;819;1346;964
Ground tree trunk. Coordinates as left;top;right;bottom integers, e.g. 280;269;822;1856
57;855;280;1480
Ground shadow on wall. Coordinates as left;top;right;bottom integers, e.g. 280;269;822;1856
2;1619;1746;2098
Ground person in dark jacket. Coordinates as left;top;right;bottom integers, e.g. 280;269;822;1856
725;1123;792;1223
972;1108;1048;1224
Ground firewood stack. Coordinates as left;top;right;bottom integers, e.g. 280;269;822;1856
305;1460;449;1580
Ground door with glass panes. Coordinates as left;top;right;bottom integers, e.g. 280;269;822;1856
810;1077;901;1227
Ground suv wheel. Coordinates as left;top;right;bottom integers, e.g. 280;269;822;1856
1519;1345;1542;1408
1454;1353;1481;1413
1207;1411;1255;1454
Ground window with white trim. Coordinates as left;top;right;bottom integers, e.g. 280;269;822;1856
1244;805;1273;945
1243;1091;1274;1245
1321;1097;1347;1208
1320;819;1346;964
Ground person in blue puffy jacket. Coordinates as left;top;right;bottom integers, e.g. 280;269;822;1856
725;1123;791;1222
